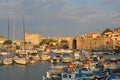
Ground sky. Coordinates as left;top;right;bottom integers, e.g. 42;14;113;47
0;0;120;40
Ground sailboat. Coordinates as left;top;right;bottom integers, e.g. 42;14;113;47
14;12;28;65
3;19;13;65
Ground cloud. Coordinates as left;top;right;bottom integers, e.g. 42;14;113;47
57;5;120;25
0;0;119;22
0;0;120;39
103;0;120;3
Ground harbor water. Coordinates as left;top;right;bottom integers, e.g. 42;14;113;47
0;61;51;80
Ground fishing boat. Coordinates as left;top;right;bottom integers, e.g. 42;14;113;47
3;56;13;65
40;51;50;61
42;64;66;80
61;52;73;63
104;58;118;70
73;51;81;61
28;57;36;64
13;51;28;65
27;50;40;61
14;58;28;65
27;50;40;64
43;65;95;80
50;52;62;63
42;58;108;80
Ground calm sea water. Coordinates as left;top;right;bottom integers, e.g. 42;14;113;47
0;61;51;80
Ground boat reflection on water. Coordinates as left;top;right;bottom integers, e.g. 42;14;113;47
41;61;49;64
14;64;27;68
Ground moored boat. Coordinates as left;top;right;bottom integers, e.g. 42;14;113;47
14;56;28;65
50;52;61;63
40;51;50;61
61;52;73;63
42;61;106;80
13;51;28;65
27;50;40;61
3;57;13;65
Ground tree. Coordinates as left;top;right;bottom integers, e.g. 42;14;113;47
3;40;12;45
60;39;69;49
39;39;48;46
102;28;113;34
39;39;57;46
60;39;68;44
16;45;20;50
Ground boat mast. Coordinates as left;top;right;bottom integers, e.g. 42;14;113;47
7;19;10;58
22;10;26;50
22;9;27;61
12;19;16;52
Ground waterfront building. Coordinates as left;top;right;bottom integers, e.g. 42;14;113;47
25;32;42;45
17;32;43;49
69;32;114;50
114;27;120;33
113;28;120;46
102;28;120;48
107;32;120;47
81;32;101;39
69;28;120;50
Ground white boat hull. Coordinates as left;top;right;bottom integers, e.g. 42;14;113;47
3;58;13;65
14;58;27;65
62;57;72;63
40;51;50;61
